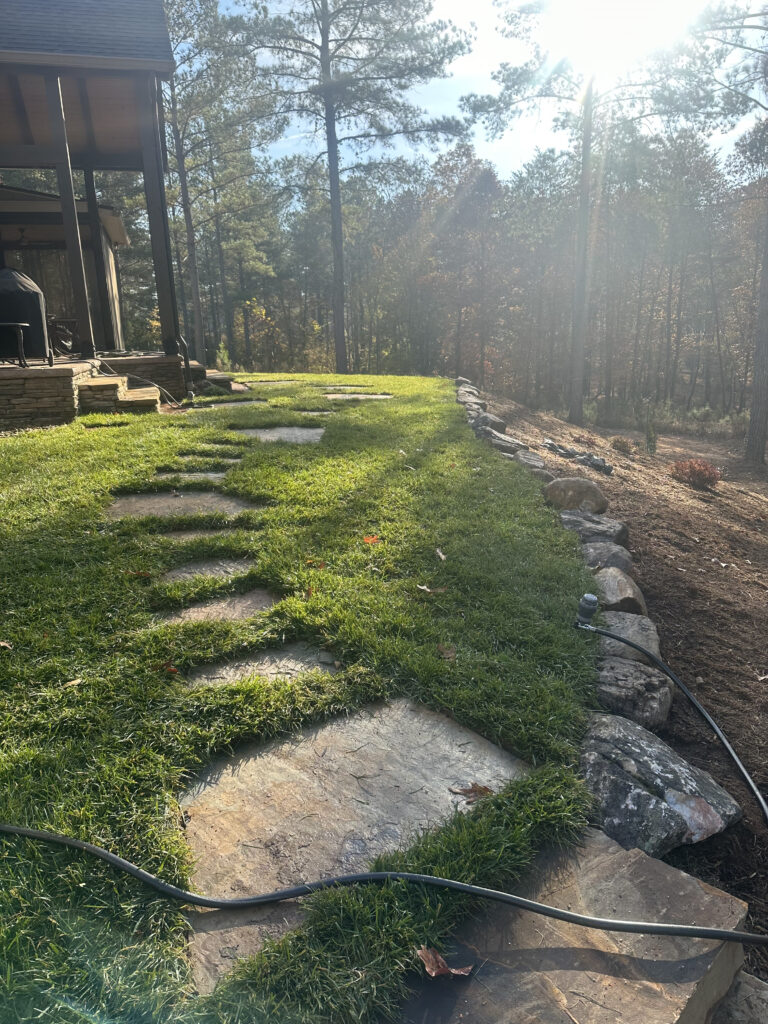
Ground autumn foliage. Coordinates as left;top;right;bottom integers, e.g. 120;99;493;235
670;458;722;490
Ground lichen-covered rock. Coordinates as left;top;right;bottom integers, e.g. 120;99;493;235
599;611;660;665
582;540;633;574
595;567;648;614
544;476;608;513
596;657;673;729
560;509;628;545
581;713;742;856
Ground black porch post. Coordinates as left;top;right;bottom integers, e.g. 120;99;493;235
45;73;96;359
138;74;180;356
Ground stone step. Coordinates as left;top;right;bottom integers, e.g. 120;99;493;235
401;829;747;1024
78;375;128;413
115;386;161;413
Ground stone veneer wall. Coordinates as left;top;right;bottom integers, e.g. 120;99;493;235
99;355;187;401
0;362;97;430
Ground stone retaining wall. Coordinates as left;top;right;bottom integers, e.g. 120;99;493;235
0;362;97;430
99;355;187;401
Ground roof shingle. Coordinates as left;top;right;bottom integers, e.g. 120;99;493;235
0;0;173;72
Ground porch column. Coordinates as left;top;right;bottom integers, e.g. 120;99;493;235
84;168;118;351
137;74;180;356
45;74;96;358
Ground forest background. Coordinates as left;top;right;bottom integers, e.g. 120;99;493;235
5;0;768;453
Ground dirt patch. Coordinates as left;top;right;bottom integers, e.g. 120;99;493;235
487;397;768;976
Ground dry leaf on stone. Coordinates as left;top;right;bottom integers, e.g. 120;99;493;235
416;946;473;978
437;643;456;662
450;783;492;804
436;548;446;561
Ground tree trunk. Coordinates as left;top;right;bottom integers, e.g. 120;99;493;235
746;203;768;463
568;78;594;425
168;78;206;365
320;1;348;373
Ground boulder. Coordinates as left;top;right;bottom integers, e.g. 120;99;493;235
582;540;633;574
512;450;545;470
455;376;473;386
560;509;629;545
594;566;648;614
581;713;742;857
596;657;674;729
544;476;608;513
713;973;768;1024
457;389;482;406
531;468;555;483
598;611;660;665
475;411;507;433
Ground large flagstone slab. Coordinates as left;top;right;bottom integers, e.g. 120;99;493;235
181;698;527;994
161;558;253;584
186;640;338;687
107;491;254;519
165;588;277;623
155;471;228;483
235;426;325;443
400;829;747;1024
324;392;392;400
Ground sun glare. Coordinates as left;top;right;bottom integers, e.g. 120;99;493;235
540;0;712;84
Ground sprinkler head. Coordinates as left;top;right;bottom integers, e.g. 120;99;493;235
577;593;599;626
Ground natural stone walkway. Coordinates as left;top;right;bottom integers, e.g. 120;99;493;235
234;426;325;444
161;558;254;584
155;471;228;483
186;640;338;687
108;491;254;518
165;588;276;623
180;698;527;994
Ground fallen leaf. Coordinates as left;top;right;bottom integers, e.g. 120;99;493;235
436;548;446;561
404;465;417;471
305;587;315;599
437;643;456;662
0;641;12;651
417;946;473;978
450;782;492;804
63;679;82;689
363;535;380;545
417;584;448;595
161;662;179;674
124;570;152;578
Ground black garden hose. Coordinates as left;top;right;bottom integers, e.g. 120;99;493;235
1;594;767;949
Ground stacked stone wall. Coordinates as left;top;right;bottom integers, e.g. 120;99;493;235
0;363;95;430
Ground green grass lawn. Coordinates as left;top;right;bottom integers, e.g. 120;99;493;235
0;374;595;1023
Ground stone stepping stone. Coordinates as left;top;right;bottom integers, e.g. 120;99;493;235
186;640;337;687
401;829;747;1024
161;558;253;584
296;410;332;416
108;492;254;519
155;472;228;483
324;393;392;400
180;698;527;994
160;530;230;542
196;400;267;409
581;713;742;857
235;427;325;444
165;588;277;623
